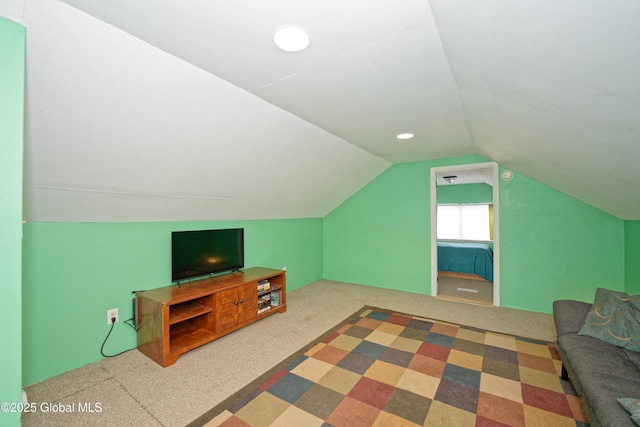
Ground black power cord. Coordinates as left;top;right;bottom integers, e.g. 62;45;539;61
102;291;143;357
100;317;136;358
124;317;139;332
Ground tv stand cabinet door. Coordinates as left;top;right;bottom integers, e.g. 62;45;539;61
237;283;257;324
218;288;238;331
217;283;257;332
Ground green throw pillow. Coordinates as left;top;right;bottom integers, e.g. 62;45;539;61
617;398;640;426
578;288;640;352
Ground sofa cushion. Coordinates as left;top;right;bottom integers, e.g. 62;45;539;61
553;300;591;336
558;333;640;426
580;373;640;427
579;288;640;352
617;398;640;426
558;334;640;381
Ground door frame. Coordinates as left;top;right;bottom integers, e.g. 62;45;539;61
430;162;500;306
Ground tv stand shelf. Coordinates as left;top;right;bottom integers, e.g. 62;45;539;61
169;303;213;325
136;267;286;367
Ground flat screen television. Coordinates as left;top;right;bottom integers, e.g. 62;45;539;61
171;228;244;282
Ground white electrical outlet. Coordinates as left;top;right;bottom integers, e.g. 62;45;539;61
107;308;118;324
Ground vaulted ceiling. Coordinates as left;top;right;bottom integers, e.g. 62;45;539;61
3;0;640;221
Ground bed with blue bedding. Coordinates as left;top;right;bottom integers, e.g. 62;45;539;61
437;241;494;282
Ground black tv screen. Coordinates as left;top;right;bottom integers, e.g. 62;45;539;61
172;228;244;282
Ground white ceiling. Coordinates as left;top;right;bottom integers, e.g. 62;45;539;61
4;0;640;220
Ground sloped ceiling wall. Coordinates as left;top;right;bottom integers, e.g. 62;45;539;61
430;0;640;219
3;0;640;221
20;0;390;221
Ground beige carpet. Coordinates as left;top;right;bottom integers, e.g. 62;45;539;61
22;280;556;427
437;274;493;306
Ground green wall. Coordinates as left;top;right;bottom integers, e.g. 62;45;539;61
625;221;640;295
22;218;323;385
18;158;633;386
323;156;482;293
499;167;623;309
437;183;493;204
324;157;624;313
0;17;25;427
322;161;430;292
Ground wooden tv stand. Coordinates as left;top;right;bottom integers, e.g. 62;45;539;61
136;267;286;367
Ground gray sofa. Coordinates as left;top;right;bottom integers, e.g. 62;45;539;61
553;299;640;427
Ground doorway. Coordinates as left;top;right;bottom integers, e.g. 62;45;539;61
430;162;500;306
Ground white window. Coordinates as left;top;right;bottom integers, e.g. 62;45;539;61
437;204;491;241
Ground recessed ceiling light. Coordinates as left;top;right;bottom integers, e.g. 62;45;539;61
396;133;414;140
273;26;311;52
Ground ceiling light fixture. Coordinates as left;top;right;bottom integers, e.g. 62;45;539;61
396;133;414;140
273;25;311;52
443;175;457;184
